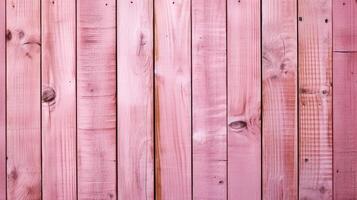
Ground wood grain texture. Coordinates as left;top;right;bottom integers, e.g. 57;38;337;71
41;0;77;199
117;0;154;199
298;0;333;199
154;0;191;199
227;0;261;199
6;0;41;199
192;0;227;199
262;0;298;199
0;0;5;198
333;0;357;52
333;53;357;199
77;0;117;199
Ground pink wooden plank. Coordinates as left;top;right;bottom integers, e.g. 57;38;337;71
6;0;41;199
262;0;298;199
333;0;357;52
227;0;261;199
154;0;191;199
117;0;154;199
77;0;117;199
41;0;77;199
192;0;227;198
298;0;333;199
333;53;357;200
0;0;5;198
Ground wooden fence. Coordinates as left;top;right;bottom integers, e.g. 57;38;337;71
0;0;356;199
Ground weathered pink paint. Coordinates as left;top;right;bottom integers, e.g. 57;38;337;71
0;0;5;198
192;0;227;198
117;0;154;199
77;0;117;199
228;0;261;199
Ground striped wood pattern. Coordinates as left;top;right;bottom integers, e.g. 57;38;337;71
77;0;117;199
154;0;192;199
262;0;298;199
117;0;154;199
192;0;227;199
6;0;42;198
0;0;5;198
298;0;333;199
41;0;77;199
227;0;261;199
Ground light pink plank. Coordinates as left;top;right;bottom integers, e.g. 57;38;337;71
77;0;117;199
262;0;298;199
333;0;357;52
333;54;357;199
227;0;261;199
192;0;227;198
6;0;41;199
154;0;191;199
41;0;77;199
0;0;5;198
298;0;333;199
117;0;154;199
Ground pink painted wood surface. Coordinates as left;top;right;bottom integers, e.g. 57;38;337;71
154;0;191;199
262;0;298;199
333;0;357;52
298;0;333;199
77;0;117;199
333;53;357;200
117;0;154;199
6;0;41;199
227;0;261;199
41;0;77;199
0;0;5;198
192;0;227;199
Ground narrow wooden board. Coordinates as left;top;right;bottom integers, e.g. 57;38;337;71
6;0;41;199
333;1;357;198
41;0;77;199
227;0;261;199
333;53;357;199
333;0;357;52
117;0;154;199
77;0;117;199
298;0;333;199
262;0;298;199
0;0;5;198
154;0;191;199
192;0;227;198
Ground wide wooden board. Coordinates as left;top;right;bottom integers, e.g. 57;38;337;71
154;0;192;199
41;0;77;199
77;0;117;199
262;0;298;199
6;0;41;198
192;0;227;199
117;0;154;199
227;0;261;199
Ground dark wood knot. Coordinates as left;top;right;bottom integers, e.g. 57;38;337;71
6;30;12;41
229;120;247;131
42;87;56;103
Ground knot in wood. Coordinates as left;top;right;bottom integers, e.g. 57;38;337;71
229;120;247;131
6;30;12;41
42;87;56;103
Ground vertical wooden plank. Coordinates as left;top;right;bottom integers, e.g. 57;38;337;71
117;0;154;199
6;0;41;199
154;0;191;199
192;0;227;199
333;1;357;198
41;0;77;199
227;0;261;199
333;53;357;199
298;0;333;199
77;0;117;199
262;0;298;199
0;0;5;198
